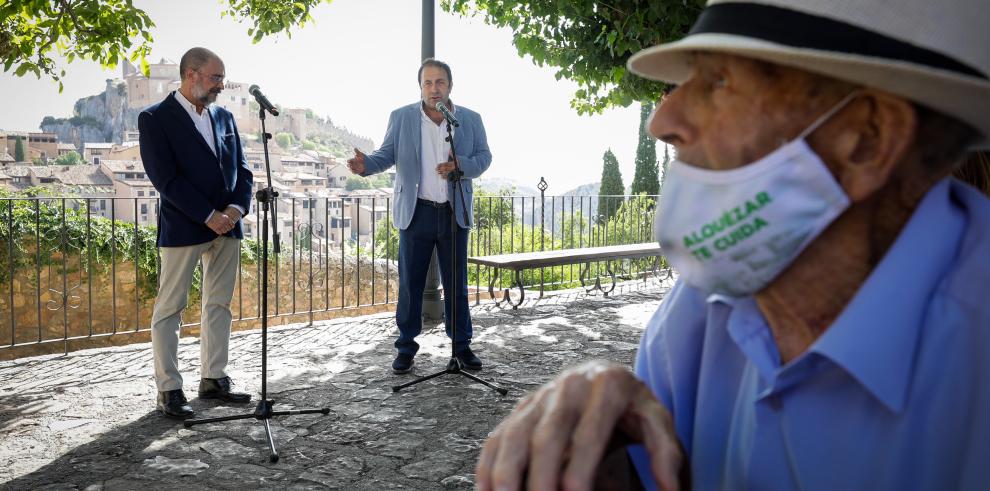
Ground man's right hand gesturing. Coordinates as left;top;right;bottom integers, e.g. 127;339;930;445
475;361;685;491
347;148;366;175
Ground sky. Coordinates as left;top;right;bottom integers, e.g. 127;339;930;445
0;0;653;192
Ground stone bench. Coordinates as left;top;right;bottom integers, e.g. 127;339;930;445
468;243;671;309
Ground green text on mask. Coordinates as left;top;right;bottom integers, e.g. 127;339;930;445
685;191;772;261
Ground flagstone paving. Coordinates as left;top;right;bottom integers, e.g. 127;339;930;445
0;281;671;490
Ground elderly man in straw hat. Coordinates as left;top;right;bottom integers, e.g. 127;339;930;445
475;1;990;490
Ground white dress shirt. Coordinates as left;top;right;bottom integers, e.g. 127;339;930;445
175;90;217;157
419;103;453;203
174;91;245;223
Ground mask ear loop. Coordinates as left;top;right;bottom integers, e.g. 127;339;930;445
797;89;863;141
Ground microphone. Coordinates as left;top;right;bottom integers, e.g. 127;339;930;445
435;101;459;127
249;85;279;116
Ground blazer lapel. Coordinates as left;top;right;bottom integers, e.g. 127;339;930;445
208;106;223;163
208;106;234;190
411;104;422;167
164;93;219;159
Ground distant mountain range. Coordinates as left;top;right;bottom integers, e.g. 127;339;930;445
475;176;600;198
475;177;613;230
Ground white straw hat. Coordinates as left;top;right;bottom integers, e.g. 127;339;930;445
628;0;990;147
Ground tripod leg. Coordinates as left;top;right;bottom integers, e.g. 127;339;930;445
271;408;332;417
183;412;256;427
264;419;279;463
458;370;508;395
392;368;450;392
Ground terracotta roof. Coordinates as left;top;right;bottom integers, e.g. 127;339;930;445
101;160;144;173
278;172;326;181
27;165;113;186
3;166;30;177
282;154;322;164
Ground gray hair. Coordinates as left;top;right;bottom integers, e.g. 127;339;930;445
179;47;221;80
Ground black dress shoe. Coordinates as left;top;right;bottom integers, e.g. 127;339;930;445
392;353;415;374
198;376;252;403
157;389;194;419
455;347;482;371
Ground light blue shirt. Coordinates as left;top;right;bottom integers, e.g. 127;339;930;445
630;178;990;490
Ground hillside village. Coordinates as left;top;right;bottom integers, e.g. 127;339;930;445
0;58;399;248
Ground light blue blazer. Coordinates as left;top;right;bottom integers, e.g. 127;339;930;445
361;102;492;229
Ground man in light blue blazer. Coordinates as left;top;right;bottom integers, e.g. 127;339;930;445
347;59;492;373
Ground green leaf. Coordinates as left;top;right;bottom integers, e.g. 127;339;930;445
440;0;700;113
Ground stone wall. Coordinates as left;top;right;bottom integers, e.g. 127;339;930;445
0;254;398;360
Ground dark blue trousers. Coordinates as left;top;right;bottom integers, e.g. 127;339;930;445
395;201;472;356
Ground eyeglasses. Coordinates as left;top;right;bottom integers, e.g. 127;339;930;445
197;70;225;84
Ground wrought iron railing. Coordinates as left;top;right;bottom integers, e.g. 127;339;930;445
0;179;662;357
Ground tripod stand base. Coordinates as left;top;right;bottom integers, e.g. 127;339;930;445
391;358;508;395
184;399;331;463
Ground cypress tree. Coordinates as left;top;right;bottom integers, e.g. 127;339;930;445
598;148;624;221
14;136;26;162
631;102;660;198
660;143;670;190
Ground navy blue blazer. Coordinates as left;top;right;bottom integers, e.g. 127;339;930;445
139;92;254;247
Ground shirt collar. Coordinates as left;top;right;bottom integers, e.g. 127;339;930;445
810;178;964;413
174;90;210;118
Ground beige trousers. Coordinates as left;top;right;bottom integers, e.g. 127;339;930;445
151;236;239;392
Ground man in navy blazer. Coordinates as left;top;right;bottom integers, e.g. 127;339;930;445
347;59;492;374
140;47;254;419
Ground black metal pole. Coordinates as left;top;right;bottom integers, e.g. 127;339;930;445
422;0;435;61
421;0;443;320
183;107;331;463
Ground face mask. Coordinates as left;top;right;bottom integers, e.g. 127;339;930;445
653;92;858;297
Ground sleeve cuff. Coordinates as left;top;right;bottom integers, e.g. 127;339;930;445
205;210;216;223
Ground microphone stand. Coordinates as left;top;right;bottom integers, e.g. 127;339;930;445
392;114;506;396
184;106;331;463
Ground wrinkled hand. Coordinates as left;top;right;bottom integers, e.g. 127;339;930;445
222;206;242;224
347;148;366;175
437;160;458;180
476;361;684;491
206;212;235;235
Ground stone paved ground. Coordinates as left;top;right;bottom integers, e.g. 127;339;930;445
0;280;671;490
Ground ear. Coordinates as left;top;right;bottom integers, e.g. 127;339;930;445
811;90;917;202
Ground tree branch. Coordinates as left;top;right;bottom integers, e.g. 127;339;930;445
56;0;93;35
598;2;625;16
36;10;65;55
